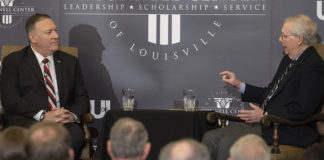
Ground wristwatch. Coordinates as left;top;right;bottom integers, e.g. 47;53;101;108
40;111;46;121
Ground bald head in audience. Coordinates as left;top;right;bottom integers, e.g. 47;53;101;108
107;117;151;160
0;126;28;160
159;138;210;160
26;122;74;160
228;134;270;160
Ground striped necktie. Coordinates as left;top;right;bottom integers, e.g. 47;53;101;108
260;60;296;110
42;58;56;110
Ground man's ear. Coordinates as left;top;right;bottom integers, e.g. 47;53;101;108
297;35;304;46
28;32;36;44
142;142;151;160
68;148;74;160
107;140;114;158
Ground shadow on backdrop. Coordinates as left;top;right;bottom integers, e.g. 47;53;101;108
69;24;120;110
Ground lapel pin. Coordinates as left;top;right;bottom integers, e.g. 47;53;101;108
57;60;62;63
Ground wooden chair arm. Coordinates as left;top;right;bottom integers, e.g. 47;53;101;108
206;112;244;127
81;113;95;160
82;113;95;143
207;112;244;123
261;113;324;154
261;113;324;127
82;113;95;124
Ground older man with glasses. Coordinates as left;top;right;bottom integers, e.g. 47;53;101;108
202;14;324;160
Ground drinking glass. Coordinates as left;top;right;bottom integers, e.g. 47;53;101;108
183;89;196;111
122;88;135;111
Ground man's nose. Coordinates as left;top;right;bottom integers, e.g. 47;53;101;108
278;36;283;42
52;31;59;38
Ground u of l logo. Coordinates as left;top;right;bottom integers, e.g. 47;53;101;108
90;100;110;119
0;0;15;24
148;14;181;45
317;0;324;20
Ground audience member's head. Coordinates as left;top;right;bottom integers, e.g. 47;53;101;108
228;134;270;160
302;142;324;160
26;122;74;160
159;138;210;160
0;126;28;160
107;117;151;160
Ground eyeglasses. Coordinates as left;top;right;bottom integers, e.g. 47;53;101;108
280;33;296;39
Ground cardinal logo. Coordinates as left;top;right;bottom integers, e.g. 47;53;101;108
214;98;233;109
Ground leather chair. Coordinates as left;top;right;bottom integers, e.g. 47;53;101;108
207;44;324;160
0;45;95;160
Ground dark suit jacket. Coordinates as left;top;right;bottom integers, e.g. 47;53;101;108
0;46;90;127
242;46;324;147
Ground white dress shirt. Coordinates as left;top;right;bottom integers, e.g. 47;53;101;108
31;47;79;122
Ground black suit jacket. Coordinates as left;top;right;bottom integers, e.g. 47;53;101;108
242;46;324;147
0;46;90;127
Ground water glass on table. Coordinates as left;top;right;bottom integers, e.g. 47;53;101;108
183;89;196;111
122;88;135;111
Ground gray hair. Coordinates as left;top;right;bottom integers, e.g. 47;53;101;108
284;14;318;46
229;134;270;160
109;117;149;159
26;122;71;160
159;138;210;160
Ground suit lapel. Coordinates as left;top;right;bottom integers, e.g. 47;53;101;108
25;46;46;87
53;51;64;102
271;47;314;98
